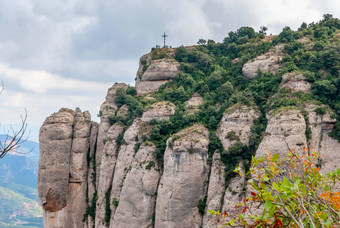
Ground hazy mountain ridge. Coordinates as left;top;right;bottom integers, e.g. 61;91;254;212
0;186;43;228
0;135;42;227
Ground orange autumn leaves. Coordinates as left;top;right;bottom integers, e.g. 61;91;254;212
210;150;340;227
320;192;340;210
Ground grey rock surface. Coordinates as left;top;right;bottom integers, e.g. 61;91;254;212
203;152;225;228
257;109;308;157
135;56;180;95
141;101;176;122
155;124;210;228
216;105;259;220
281;72;311;92
217;104;260;149
184;93;203;115
111;143;160;228
306;104;340;173
242;44;284;78
38;108;96;228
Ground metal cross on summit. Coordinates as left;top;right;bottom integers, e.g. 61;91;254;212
162;32;168;48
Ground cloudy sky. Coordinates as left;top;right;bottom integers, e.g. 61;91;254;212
0;0;339;141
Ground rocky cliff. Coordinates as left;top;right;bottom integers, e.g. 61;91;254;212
38;20;340;228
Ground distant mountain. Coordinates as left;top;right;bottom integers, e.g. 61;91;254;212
0;186;42;228
0;135;39;188
0;135;42;227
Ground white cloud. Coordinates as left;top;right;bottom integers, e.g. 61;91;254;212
0;64;112;126
0;64;111;94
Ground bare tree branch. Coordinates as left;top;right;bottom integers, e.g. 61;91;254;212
0;80;3;95
0;81;31;158
0;109;31;158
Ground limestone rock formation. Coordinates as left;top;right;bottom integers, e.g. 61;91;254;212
306;104;340;173
202;152;225;228
111;143;160;228
184;93;203;115
242;44;284;78
256;108;308;157
155;124;210;228
135;55;180;95
141;101;176;122
215;105;259;220
217;104;260;149
280;72;311;92
38;108;97;228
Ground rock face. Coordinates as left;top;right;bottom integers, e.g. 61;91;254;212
141;101;176;121
135;54;180;95
184;93;203;115
242;44;284;78
306;104;339;173
281;72;311;92
38;51;340;228
202;152;225;228
155;124;210;228
111;143;160;228
216;105;259;220
256;108;308;157
38;108;97;228
217;104;260;149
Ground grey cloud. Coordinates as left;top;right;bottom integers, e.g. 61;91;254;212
1;0;340;129
71;0;171;60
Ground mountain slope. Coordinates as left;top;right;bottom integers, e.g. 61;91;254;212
38;15;340;228
0;135;42;227
0;186;43;228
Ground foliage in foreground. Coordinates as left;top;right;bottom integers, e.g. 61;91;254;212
210;151;340;227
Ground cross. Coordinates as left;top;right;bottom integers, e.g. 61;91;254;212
162;33;168;48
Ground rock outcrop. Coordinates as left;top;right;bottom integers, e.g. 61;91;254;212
306;104;339;173
184;93;203;115
217;104;260;149
202;152;225;228
242;44;284;78
141;101;176;122
155;124;210;228
135;54;180;95
217;105;259;219
280;72;311;92
38;108;97;228
111;143;160;228
256;108;308;157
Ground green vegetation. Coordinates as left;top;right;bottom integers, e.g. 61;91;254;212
108;86;143;126
112;198;119;207
145;161;155;170
226;131;239;141
210;152;340;227
83;190;97;222
104;16;340;196
198;195;208;215
105;190;111;226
